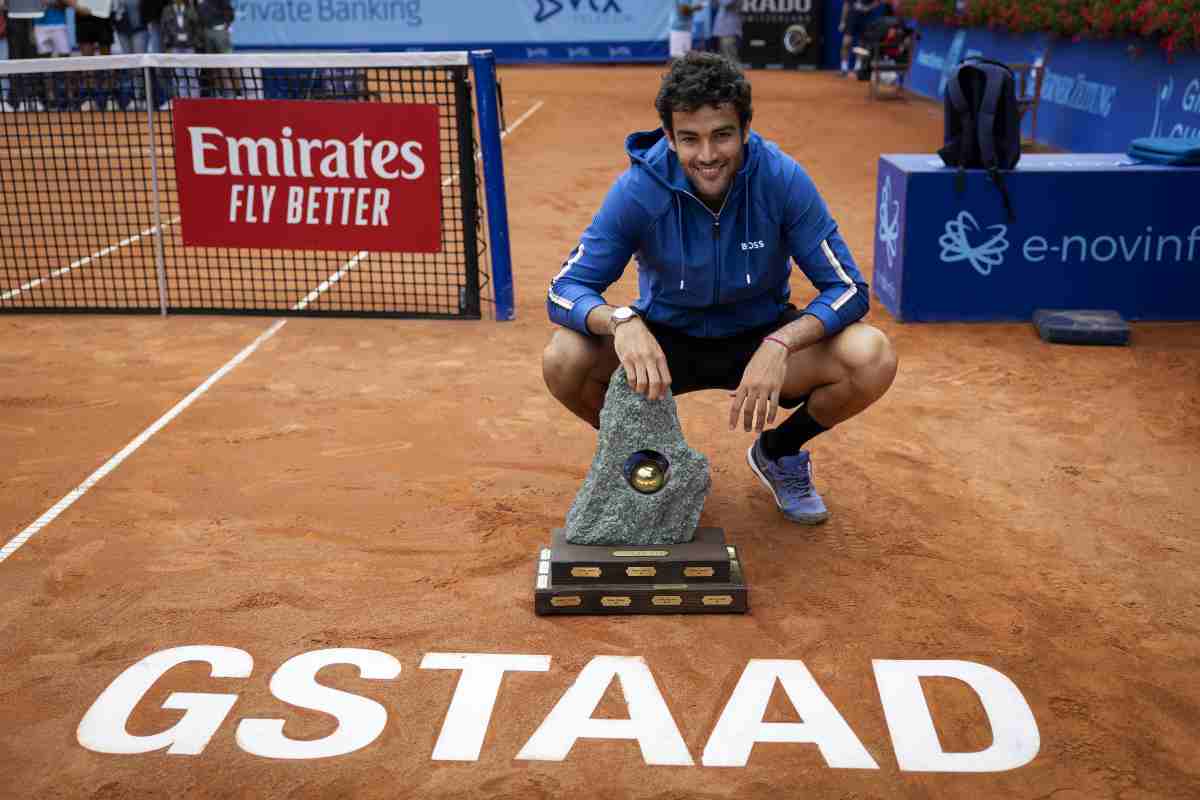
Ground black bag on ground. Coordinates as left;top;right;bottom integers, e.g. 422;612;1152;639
937;57;1021;221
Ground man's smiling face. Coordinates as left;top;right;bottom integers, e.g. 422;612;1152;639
665;103;748;210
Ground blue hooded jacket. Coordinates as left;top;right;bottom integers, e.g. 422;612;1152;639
547;129;869;339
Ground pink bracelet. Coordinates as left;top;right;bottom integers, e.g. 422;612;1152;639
763;335;792;353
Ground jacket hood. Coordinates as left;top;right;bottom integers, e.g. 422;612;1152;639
623;128;772;304
624;128;764;196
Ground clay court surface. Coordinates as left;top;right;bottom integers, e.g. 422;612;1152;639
2;66;1198;798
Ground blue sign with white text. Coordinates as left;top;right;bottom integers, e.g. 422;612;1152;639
232;0;672;61
873;154;1200;322
907;23;1200;152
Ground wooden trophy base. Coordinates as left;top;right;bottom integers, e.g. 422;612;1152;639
534;527;749;616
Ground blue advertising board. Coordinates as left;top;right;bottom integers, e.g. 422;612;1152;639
873;154;1200;322
907;23;1200;152
1037;37;1200;151
231;0;671;62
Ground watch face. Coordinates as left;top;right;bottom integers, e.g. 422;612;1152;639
614;307;634;321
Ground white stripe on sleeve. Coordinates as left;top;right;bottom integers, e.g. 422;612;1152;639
547;243;586;310
821;239;858;311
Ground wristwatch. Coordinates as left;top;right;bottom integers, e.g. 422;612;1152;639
608;306;639;334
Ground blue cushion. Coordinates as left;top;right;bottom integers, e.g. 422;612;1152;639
1127;137;1200;165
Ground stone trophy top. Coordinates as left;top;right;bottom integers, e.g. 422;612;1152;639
563;368;711;546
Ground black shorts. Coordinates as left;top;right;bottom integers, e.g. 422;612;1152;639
645;305;808;408
76;15;114;47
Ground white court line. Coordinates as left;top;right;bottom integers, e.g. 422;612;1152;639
0;320;287;563
0;216;181;302
291;98;545;308
466;99;546;170
1;99;547;564
500;99;546;141
292;251;370;311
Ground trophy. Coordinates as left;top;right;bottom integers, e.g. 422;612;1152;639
534;368;749;615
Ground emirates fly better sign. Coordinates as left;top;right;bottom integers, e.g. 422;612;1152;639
172;99;442;252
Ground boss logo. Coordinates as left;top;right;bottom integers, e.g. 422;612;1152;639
740;240;765;251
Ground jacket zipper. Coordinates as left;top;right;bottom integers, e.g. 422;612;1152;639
711;220;721;312
678;188;730;338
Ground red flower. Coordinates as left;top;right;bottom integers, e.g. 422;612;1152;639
902;0;1198;51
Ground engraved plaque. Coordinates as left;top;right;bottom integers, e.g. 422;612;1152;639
536;531;748;615
551;528;730;585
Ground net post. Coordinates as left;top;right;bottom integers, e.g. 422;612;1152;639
469;50;515;321
144;66;170;316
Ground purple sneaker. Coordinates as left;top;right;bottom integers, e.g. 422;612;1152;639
747;437;829;524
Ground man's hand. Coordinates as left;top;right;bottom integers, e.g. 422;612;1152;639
729;339;789;432
613;319;672;401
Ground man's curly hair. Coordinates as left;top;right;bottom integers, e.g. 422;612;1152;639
655;52;753;134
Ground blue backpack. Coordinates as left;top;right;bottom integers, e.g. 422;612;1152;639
938;57;1022;221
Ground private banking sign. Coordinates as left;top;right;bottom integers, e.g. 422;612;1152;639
77;647;1041;772
231;0;672;61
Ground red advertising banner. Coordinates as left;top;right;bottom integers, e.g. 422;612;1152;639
172;99;442;253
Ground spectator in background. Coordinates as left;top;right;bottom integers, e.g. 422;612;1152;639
140;0;164;51
840;1;892;76
35;0;70;110
34;0;69;59
159;0;201;103
139;0;167;107
712;0;741;64
70;0;117;110
72;0;116;57
3;0;45;112
689;0;711;52
112;0;146;109
195;0;238;97
113;0;147;54
668;2;700;60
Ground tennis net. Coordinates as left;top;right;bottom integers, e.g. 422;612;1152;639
0;51;511;319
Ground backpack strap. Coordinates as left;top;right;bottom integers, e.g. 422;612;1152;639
976;64;1008;171
946;69;971;194
975;63;1018;222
